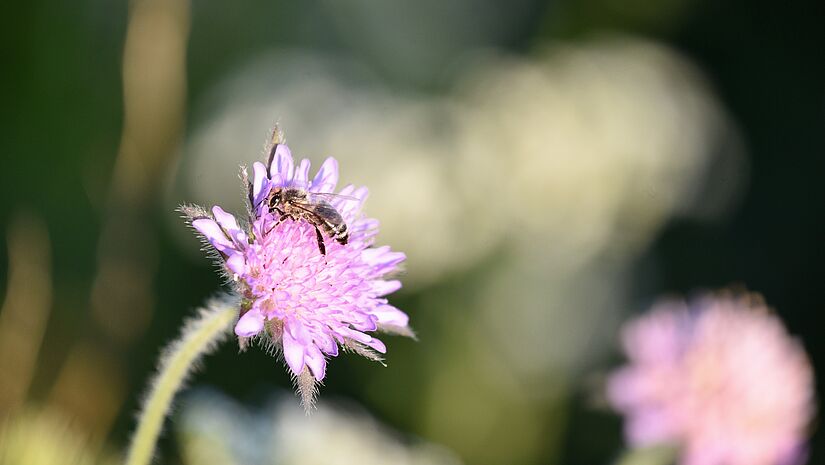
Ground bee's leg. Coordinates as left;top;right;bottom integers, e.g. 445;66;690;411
265;211;290;235
314;226;327;255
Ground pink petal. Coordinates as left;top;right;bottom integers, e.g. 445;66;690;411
348;218;380;242
332;184;355;208
373;304;409;327
352;186;369;202
191;218;236;253
373;280;402;296
625;410;678;446
225;253;247;276
337;327;387;354
339;186;369;219
314;331;338;355
251;162;271;211
269;144;294;185
335;326;368;343
305;345;327;381
606;368;641;408
362;247;406;276
365;336;387;354
212;206;247;245
324;340;339;357
235;309;265;337
282;326;306;376
310;157;339;194
348;313;378;332
292;158;311;188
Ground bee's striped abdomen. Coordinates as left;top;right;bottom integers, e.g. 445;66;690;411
314;201;348;246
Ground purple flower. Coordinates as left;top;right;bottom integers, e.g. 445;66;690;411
608;292;815;465
182;131;411;402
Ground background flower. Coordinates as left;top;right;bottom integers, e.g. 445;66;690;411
608;293;815;465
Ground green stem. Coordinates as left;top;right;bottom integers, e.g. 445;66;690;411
615;444;678;465
124;296;237;465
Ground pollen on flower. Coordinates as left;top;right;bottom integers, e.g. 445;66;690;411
181;128;411;408
607;291;815;465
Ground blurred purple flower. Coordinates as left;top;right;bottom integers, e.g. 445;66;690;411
608;293;815;465
182;132;411;403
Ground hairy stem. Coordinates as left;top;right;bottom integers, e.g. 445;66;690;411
125;296;237;465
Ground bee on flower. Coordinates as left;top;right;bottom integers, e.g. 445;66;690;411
181;127;413;406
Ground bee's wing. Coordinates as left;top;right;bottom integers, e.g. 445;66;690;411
288;199;345;223
306;192;360;203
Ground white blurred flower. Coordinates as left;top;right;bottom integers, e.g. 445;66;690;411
450;38;743;386
176;389;462;465
452;38;742;266
171;39;742;292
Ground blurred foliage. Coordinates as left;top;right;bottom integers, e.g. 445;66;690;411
1;0;823;464
0;408;118;465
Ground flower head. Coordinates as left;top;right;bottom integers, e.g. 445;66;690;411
182;129;411;405
607;292;815;465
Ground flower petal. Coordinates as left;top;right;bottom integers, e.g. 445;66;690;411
348;312;378;332
334;184;355;204
310;157;339;194
365;336;387;354
212;205;239;230
251;162;271;213
292;158;311;188
225;253;247;277
338;186;369;221
305;344;327;381
362;246;406;276
282;327;306;376
212;206;247;246
348;218;380;242
235;308;265;337
373;280;402;296
314;330;338;355
192;218;236;254
373;304;409;327
269;144;294;185
337;327;387;354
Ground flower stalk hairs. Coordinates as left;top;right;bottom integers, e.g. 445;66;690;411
124;127;411;465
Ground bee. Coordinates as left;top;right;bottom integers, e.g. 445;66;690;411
258;129;350;255
267;186;349;255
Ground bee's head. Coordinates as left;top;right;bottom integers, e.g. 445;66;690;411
268;187;284;207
